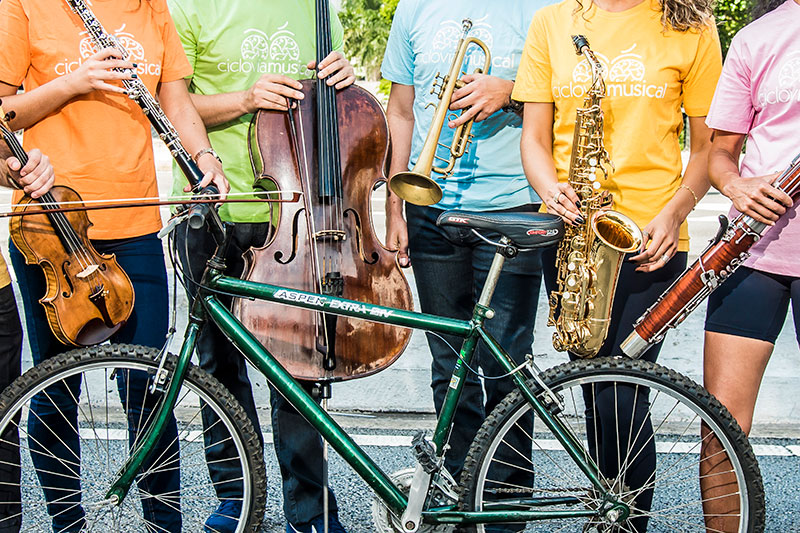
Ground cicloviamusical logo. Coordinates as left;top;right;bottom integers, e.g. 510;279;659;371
555;44;667;100
216;23;308;76
55;24;161;77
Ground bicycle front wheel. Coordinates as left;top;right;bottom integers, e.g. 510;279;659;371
459;357;764;532
0;344;266;532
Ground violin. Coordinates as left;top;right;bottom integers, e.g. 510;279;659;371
1;108;134;346
232;0;413;381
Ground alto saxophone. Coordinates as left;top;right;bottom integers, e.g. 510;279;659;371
548;35;643;358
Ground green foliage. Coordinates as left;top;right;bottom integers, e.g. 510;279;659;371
340;0;398;81
714;0;753;57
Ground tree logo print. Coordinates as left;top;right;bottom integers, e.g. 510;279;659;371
608;44;645;82
432;17;494;51
241;29;270;61
78;24;146;61
572;52;610;83
269;24;301;62
240;24;300;63
778;50;800;89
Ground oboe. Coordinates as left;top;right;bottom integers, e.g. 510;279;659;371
621;152;800;358
65;0;205;189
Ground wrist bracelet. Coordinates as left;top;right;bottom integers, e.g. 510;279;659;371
678;184;698;209
193;147;222;165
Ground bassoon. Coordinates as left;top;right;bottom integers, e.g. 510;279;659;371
621;152;800;358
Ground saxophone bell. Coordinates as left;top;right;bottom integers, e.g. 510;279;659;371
549;35;643;358
389;19;491;206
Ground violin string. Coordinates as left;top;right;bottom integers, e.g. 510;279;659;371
42;193;96;274
1;125;95;273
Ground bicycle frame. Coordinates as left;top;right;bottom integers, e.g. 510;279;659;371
104;243;625;526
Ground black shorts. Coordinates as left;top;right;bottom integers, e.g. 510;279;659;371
705;266;800;344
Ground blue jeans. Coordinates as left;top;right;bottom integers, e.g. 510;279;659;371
10;234;181;532
175;221;338;525
543;246;688;533
406;203;543;482
0;284;22;533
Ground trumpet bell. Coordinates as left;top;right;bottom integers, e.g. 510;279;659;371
389;171;443;206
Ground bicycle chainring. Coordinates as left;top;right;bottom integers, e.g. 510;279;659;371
371;467;457;533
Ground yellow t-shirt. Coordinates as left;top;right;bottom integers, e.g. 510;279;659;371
512;0;722;251
0;255;9;289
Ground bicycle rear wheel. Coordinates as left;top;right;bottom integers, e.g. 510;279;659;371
459;357;764;532
0;343;266;532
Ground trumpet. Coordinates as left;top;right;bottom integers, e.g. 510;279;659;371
389;19;491;206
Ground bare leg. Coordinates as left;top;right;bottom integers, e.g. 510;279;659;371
701;331;771;532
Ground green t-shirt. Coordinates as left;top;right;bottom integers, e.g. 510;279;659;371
168;0;344;223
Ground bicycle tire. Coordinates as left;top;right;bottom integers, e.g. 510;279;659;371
0;343;266;532
458;357;765;532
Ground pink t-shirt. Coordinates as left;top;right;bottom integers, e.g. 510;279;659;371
706;0;800;277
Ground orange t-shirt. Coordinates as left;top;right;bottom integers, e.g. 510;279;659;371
0;0;192;239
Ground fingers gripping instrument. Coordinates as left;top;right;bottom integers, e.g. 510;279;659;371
388;19;491;206
64;0;224;234
548;35;642;358
622;151;800;358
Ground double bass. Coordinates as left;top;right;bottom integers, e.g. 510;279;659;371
233;0;413;381
0;107;134;346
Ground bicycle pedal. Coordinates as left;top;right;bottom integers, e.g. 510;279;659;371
411;431;438;474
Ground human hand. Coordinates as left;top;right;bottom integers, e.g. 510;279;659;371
184;153;230;200
65;48;135;96
7;149;54;199
543;182;582;225
630;208;681;272
448;74;514;128
308;51;356;90
722;173;791;225
243;74;305;113
385;201;410;267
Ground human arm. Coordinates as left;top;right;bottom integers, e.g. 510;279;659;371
189;51;354;128
708;129;791;225
630;116;714;272
384;83;415;267
448;74;515;127
519;101;582;224
0;48;134;130
156;79;229;196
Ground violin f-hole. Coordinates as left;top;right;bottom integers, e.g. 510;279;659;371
61;261;74;297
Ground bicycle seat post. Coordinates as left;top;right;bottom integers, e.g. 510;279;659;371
476;237;517;308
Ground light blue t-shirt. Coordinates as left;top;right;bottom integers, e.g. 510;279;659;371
381;0;551;211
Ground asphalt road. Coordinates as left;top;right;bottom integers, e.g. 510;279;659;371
258;435;800;532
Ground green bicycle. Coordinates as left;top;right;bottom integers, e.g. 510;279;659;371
0;208;764;532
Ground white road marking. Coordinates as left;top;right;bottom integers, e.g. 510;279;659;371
76;429;798;456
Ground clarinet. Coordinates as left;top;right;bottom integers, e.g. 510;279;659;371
65;0;205;189
621;151;800;358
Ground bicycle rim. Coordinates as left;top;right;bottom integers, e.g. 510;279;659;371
459;358;764;533
0;346;265;532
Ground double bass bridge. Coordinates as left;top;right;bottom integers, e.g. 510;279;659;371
313;229;346;242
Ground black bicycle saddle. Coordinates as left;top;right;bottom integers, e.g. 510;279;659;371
436;210;564;249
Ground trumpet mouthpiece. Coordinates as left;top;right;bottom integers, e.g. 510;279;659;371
461;19;473;34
